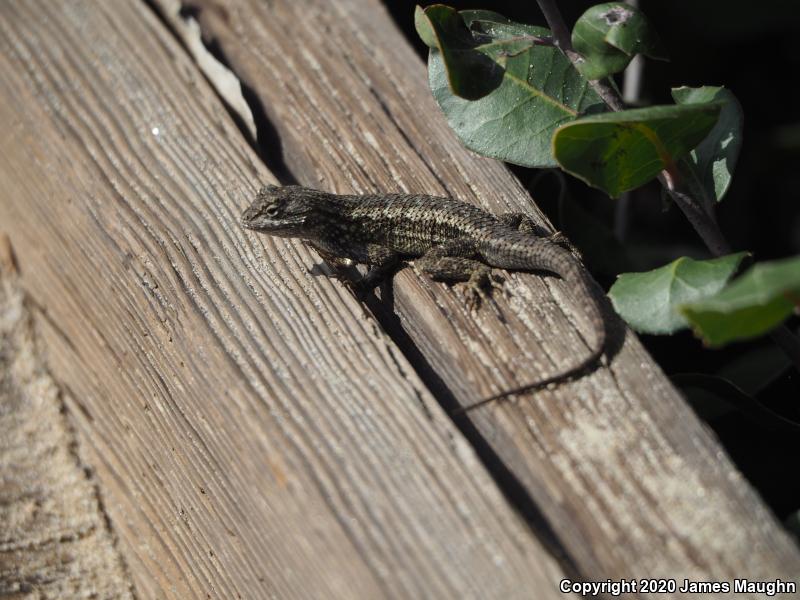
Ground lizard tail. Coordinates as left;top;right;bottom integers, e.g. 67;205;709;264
457;247;606;414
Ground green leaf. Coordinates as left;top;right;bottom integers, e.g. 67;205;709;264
414;5;437;48
672;86;743;203
572;2;667;80
608;252;748;334
423;7;606;167
680;256;800;346
414;5;503;100
553;103;722;196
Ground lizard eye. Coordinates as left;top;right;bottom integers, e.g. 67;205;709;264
265;204;280;217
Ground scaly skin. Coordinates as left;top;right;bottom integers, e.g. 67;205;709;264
242;185;605;409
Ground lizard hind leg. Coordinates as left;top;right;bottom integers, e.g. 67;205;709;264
361;244;402;289
415;241;504;311
498;213;582;261
498;212;542;235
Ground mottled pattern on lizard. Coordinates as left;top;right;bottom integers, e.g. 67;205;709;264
242;185;605;407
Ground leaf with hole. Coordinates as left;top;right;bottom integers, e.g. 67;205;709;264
553;103;722;196
680;255;800;346
608;252;748;334
572;2;667;80
417;5;606;167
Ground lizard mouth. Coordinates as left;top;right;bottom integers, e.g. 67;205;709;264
240;204;263;229
240;215;259;230
240;214;306;234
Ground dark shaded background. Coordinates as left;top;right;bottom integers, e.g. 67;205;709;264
385;0;800;529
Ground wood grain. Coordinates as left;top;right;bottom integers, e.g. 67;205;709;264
174;0;800;591
0;1;572;598
0;250;134;599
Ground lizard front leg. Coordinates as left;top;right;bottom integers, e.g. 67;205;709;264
309;245;355;278
309;242;400;298
415;240;503;310
360;244;402;292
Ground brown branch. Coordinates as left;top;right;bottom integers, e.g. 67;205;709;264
535;0;624;111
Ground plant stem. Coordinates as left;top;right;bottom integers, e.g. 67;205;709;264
535;0;572;51
659;171;731;256
536;0;800;372
670;191;731;255
534;0;624;111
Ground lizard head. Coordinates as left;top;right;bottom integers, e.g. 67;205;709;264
241;185;329;237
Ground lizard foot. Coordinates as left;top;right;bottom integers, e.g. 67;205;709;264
310;266;372;301
345;278;372;301
463;269;504;312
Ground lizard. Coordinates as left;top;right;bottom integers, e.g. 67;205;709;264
241;185;605;410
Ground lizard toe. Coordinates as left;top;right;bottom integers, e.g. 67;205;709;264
463;285;485;313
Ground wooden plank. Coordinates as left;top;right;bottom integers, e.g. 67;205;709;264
0;241;135;598
177;0;800;590
0;1;572;598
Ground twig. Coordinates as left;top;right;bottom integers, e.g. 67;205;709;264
535;0;624;111
534;0;572;50
659;170;731;256
668;190;731;255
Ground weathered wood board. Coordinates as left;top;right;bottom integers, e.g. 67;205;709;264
1;0;798;596
0;242;135;599
0;1;573;598
170;0;800;591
